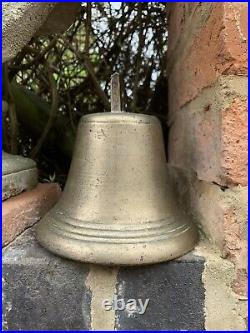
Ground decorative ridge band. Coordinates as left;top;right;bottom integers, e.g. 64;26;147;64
43;211;191;244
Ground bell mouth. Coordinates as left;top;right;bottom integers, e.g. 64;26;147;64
36;210;198;266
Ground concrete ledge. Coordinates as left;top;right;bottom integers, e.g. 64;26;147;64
2;168;38;201
2;152;38;201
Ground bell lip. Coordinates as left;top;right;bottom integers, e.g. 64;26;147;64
80;112;160;125
36;217;199;266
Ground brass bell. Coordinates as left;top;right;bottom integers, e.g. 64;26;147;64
36;74;198;265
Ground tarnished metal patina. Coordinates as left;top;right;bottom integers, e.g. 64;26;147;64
36;111;198;265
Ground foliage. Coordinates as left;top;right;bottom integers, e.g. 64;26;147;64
6;2;168;184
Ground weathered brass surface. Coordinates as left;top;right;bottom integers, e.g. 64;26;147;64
36;112;198;265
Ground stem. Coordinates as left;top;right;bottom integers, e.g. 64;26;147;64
110;73;121;112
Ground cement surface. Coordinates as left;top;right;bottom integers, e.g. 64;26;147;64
2;2;56;63
2;2;80;63
2;152;38;200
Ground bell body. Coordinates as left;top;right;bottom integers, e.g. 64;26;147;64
36;112;198;265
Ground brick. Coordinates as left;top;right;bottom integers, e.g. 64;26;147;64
167;3;197;57
233;264;248;297
168;3;248;114
167;1;248;305
223;3;248;70
221;97;248;186
168;76;248;186
167;2;213;59
168;90;221;185
115;255;205;330
168;165;248;297
2;183;61;247
2;228;91;331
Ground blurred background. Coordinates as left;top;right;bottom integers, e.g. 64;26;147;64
3;2;168;186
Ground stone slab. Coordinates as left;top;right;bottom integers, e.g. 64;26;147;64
2;3;81;63
2;152;38;201
2;3;56;62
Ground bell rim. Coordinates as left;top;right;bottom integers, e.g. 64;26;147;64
36;214;199;266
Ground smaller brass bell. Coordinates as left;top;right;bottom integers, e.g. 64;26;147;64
36;74;198;265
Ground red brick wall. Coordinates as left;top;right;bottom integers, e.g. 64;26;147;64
167;2;248;297
168;2;248;186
